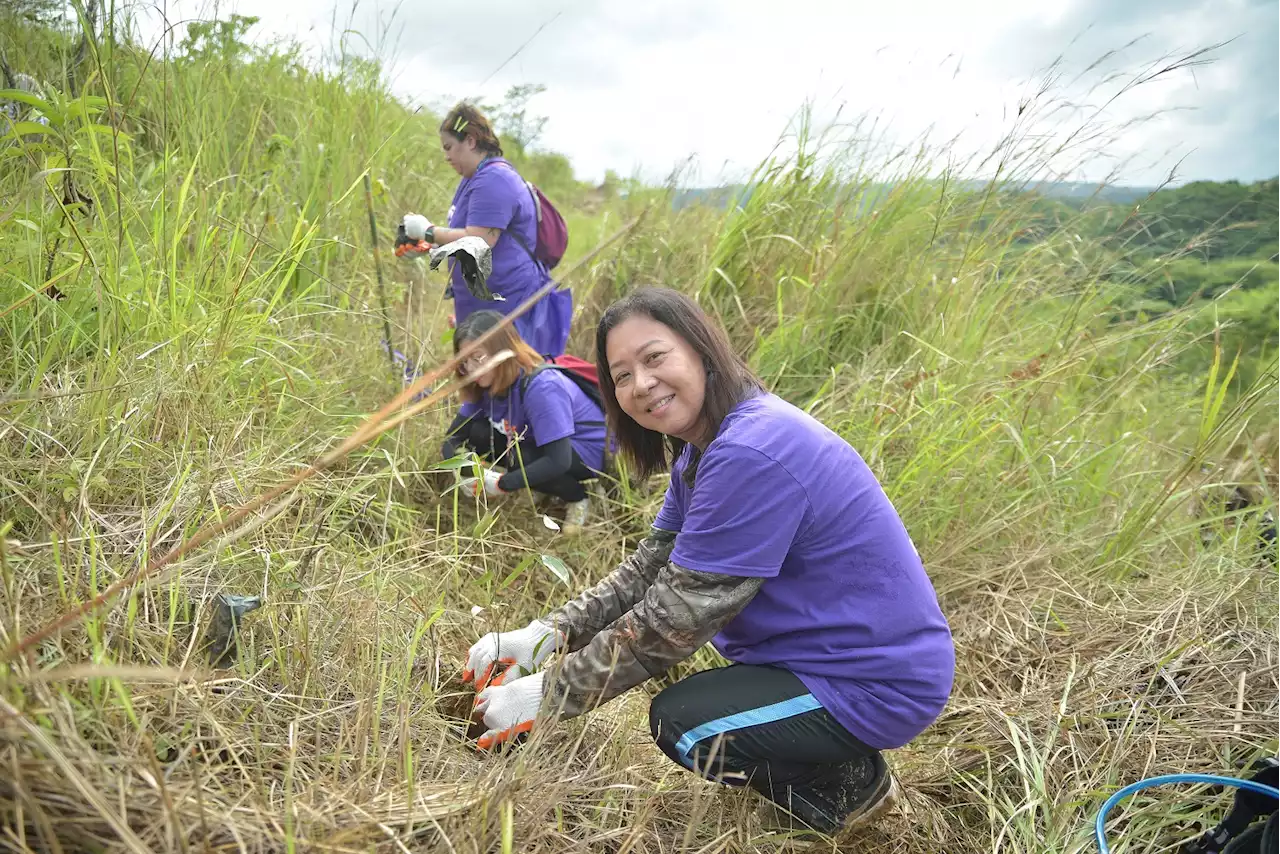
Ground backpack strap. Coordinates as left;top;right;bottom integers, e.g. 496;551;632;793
1182;759;1279;854
1218;814;1280;854
483;160;546;272
507;217;543;271
520;364;606;427
521;364;618;480
1262;814;1278;854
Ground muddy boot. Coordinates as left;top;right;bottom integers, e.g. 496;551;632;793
561;497;590;536
754;752;899;840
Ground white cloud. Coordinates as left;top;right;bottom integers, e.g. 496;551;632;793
128;0;1277;186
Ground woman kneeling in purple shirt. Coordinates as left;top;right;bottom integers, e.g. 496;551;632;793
463;287;955;839
443;310;608;533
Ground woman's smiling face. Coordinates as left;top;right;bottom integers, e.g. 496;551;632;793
605;314;708;446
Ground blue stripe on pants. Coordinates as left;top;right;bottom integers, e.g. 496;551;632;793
673;693;823;767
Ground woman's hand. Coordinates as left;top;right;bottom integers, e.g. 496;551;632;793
463;619;562;690
460;468;506;498
394;213;434;258
473;671;546;750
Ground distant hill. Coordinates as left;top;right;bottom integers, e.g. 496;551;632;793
982;181;1160;204
671;180;1160;211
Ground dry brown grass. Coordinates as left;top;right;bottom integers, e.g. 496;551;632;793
2;24;1276;851
1;482;1275;854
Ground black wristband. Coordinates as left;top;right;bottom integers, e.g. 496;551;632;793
425;225;436;244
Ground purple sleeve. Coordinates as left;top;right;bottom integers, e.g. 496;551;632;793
463;170;516;231
458;400;480;418
653;454;689;532
522;373;575;447
668;443;809;578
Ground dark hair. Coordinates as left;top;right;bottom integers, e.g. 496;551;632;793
595;287;762;484
454;311;541;403
440;102;503;157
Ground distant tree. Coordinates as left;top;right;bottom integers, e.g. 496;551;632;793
1;0;66;25
515;149;579;200
1130;178;1279;261
488;83;548;153
178;14;259;62
601;169;621;199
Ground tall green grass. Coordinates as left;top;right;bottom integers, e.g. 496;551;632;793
1;9;1276;854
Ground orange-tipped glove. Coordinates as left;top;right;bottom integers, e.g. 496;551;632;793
463;619;561;690
474;670;546;750
394;213;434;258
459;468;506;499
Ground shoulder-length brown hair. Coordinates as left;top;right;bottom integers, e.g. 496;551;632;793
454;311;542;404
595;287;762;485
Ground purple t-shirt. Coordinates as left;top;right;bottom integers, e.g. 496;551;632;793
459;368;607;471
653;392;954;749
447;158;572;357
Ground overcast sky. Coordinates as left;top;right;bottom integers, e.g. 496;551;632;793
133;0;1277;188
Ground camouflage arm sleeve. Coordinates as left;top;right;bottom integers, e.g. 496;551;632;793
538;528;677;652
542;562;763;720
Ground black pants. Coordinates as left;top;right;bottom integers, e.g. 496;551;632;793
454;419;594;503
649;664;880;823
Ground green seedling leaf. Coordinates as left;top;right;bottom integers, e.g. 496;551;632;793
540;555;570;585
497;554;537;591
473;511;499;538
430;456;477;472
530;632;559;662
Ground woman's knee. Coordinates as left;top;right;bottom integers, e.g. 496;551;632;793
649;678;752;783
648;684;688;758
460;421;507;460
648;673;717;761
463;419;493;447
648;687;674;750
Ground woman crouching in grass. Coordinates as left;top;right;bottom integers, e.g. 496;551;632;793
442;310;608;533
462;287;956;839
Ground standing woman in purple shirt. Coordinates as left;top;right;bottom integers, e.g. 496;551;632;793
463;286;956;840
397;102;572;357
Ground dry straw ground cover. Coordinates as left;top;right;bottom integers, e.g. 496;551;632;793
1;13;1276;853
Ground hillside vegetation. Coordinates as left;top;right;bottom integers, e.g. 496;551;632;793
1;10;1277;854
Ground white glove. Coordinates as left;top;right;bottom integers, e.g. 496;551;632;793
402;213;433;240
474;670;546;750
394;213;434;259
460;468;506;498
463;619;561;690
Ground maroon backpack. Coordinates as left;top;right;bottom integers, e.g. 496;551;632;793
520;354;603;415
524;181;569;270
